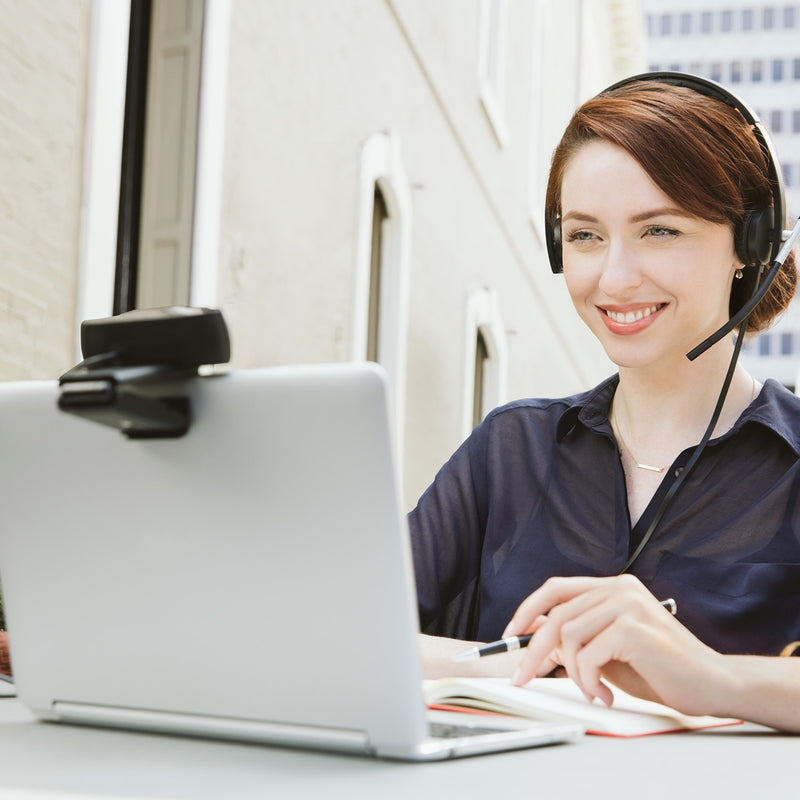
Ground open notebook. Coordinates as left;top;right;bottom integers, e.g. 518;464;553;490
0;363;581;760
425;677;740;737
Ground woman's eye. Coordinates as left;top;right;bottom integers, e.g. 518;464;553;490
565;230;596;242
646;225;679;237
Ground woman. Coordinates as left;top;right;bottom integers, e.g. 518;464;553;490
412;74;800;675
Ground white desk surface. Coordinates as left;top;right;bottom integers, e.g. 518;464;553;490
0;696;796;800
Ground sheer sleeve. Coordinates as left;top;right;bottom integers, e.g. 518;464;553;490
407;421;490;640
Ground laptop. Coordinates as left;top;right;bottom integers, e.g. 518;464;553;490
0;362;581;760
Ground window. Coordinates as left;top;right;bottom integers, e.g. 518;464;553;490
731;60;743;83
721;10;733;31
462;287;507;438
114;0;153;314
659;13;672;35
711;62;723;82
770;109;783;133
689;61;702;75
793;109;800;132
742;8;754;30
752;59;763;82
527;0;551;243
701;11;713;32
135;0;205;310
472;330;490;430
78;0;223;337
763;6;776;28
794;58;800;79
784;6;797;27
781;332;794;356
478;0;509;147
773;58;784;81
680;12;692;34
784;163;794;187
759;334;771;356
366;187;387;363
353;131;412;454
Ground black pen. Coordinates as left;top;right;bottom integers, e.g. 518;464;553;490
453;597;677;661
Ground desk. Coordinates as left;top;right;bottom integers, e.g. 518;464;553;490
0;696;794;799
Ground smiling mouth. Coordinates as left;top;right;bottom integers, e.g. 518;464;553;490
603;303;665;324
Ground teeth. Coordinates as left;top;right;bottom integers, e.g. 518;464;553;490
606;304;662;324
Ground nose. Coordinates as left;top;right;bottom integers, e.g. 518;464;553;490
597;238;643;297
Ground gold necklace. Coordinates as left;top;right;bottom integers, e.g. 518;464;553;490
613;419;665;473
612;376;759;475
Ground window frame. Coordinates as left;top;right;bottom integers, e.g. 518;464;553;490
527;0;551;243
461;286;507;439
352;131;412;457
77;0;131;358
477;0;510;147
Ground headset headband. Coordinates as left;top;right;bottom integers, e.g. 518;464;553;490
546;71;786;274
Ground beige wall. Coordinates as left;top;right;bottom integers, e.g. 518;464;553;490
215;0;643;503
0;0;644;506
0;0;91;379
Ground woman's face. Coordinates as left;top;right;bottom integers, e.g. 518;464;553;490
560;140;742;372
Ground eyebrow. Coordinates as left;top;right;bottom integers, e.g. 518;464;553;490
562;206;693;224
629;206;693;223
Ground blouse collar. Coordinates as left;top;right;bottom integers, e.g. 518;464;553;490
556;374;800;457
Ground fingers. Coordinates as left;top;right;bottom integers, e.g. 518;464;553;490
504;575;724;716
552;600;617;695
502;575;613;638
513;588;618;687
508;574;656;690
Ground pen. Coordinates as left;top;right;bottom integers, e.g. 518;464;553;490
453;597;677;662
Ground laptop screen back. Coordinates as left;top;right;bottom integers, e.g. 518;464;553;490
0;363;428;754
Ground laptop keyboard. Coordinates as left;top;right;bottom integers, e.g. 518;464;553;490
430;720;507;739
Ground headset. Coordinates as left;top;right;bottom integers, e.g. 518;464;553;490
546;71;786;282
543;72;799;572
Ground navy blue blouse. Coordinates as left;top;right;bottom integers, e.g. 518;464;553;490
409;375;800;656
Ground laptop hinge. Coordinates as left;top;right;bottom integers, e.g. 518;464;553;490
53;701;372;754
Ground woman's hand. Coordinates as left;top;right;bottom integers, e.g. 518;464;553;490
504;575;729;716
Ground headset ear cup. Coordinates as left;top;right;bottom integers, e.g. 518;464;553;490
547;218;563;273
741;208;775;267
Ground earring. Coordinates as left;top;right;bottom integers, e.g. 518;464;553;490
734;268;744;280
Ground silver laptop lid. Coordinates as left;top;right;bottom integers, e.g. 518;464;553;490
0;363;429;755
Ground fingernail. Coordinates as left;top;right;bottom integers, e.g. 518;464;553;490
511;667;521;686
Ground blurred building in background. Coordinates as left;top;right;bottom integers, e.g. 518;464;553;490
643;0;800;389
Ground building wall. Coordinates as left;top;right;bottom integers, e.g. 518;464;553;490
215;0;643;503
0;0;91;379
0;0;645;507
